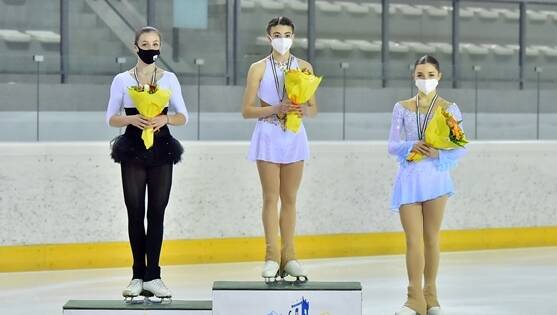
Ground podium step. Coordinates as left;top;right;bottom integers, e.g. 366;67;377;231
63;300;212;314
213;281;362;315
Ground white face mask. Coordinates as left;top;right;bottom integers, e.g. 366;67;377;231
271;38;293;55
415;79;439;95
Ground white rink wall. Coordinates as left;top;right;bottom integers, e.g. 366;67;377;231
1;141;556;246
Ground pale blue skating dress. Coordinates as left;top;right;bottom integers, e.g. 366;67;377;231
388;102;466;212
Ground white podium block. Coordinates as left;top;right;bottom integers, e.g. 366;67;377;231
63;300;212;315
212;281;362;315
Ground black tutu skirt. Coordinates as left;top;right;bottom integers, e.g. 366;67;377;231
110;108;183;165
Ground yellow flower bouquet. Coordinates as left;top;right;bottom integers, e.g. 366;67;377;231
128;84;171;149
407;106;469;162
284;68;323;133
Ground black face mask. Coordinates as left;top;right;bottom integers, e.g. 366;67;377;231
136;47;160;64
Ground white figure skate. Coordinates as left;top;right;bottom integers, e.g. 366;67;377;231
262;260;280;283
395;306;419;315
280;260;308;283
141;279;172;304
122;279;143;304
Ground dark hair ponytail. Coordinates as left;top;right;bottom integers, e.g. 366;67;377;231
266;16;295;34
414;55;440;72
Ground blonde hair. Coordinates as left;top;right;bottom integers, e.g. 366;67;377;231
134;26;161;45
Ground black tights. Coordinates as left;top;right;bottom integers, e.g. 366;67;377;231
121;162;173;281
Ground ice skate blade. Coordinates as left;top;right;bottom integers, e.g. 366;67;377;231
263;276;280;284
122;296;144;305
279;272;309;284
281;276;308;284
139;290;172;304
263;269;281;284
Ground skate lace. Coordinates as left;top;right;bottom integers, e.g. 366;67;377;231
128;279;142;288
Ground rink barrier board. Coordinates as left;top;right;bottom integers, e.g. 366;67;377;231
63;300;212;314
2;226;557;272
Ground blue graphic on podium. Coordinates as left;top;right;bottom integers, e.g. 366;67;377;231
266;297;310;315
289;297;309;315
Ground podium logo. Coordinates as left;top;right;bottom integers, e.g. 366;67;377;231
266;297;311;315
289;297;309;315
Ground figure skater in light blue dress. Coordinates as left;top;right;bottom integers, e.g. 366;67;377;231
389;55;466;315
